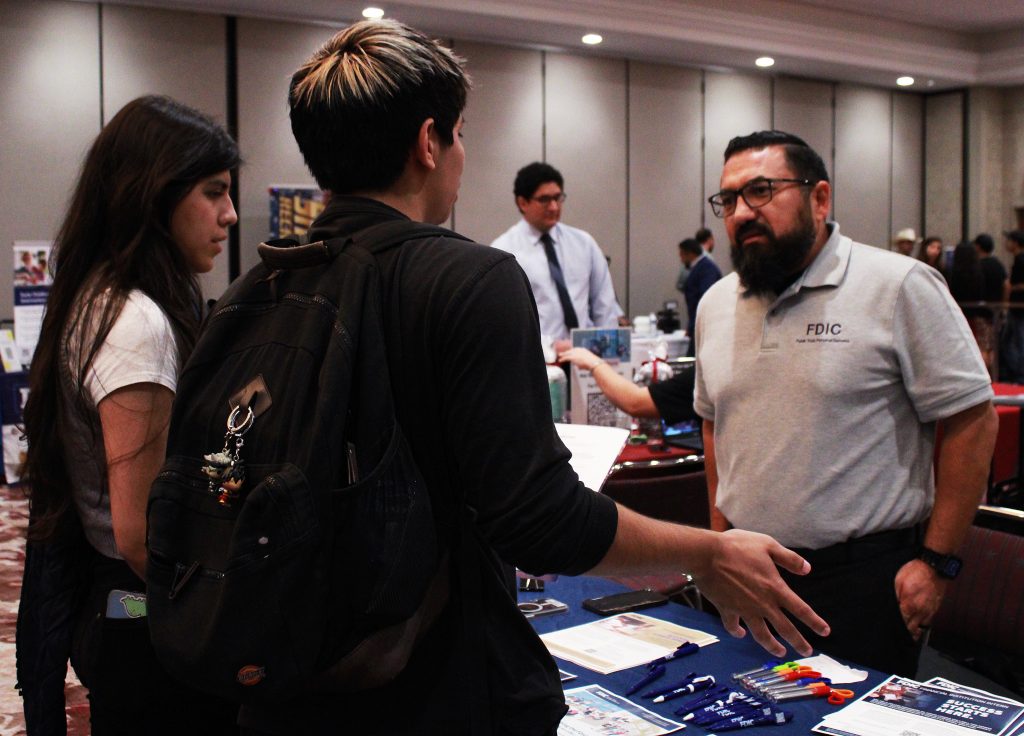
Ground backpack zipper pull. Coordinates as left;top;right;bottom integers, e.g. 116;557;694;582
169;561;201;600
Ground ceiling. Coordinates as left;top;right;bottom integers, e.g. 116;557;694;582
89;0;1024;91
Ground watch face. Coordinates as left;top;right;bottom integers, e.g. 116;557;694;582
943;557;963;578
921;548;962;579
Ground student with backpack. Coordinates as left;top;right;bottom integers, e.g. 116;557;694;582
149;21;828;736
17;96;241;735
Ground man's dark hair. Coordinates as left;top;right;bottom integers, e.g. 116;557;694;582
289;19;469;194
514;162;564;200
678;238;703;256
973;233;995;254
724;130;830;184
694;228;713;245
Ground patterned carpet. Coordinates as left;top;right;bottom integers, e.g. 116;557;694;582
0;484;89;735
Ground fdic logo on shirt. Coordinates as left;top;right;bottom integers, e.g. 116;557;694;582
796;322;850;344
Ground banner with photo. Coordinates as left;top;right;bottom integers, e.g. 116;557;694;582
13;240;52;368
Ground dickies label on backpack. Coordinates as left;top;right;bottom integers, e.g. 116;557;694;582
237;665;266;687
146;222;466;704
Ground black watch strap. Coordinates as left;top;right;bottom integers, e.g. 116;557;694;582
919;546;963;579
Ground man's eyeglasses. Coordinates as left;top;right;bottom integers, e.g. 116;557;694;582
531;193;567;205
707;178;814;218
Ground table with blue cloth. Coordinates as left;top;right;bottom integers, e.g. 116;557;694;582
522;576;888;734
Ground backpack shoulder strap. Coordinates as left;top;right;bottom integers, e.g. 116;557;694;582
256;220;470;271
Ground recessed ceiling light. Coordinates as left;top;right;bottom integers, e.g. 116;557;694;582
362;7;385;19
755;56;775;68
581;33;603;45
896;76;915;87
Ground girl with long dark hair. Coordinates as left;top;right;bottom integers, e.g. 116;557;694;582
18;95;240;734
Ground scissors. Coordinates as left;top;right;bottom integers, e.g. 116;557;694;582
827;688;855;705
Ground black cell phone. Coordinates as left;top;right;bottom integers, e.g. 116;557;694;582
581;590;668;615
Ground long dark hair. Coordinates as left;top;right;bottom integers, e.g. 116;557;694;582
23;95;239;541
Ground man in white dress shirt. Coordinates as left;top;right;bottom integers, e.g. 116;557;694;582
492;162;623;351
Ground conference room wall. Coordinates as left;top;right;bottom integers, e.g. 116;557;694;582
452;41;544;246
100;4;230;298
834;86;894;251
891;94;925;245
1;2;935;323
626;62;703;318
0;0;100;329
544;53;629;312
925;92;965;247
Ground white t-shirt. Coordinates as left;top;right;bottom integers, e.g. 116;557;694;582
62;289;179;558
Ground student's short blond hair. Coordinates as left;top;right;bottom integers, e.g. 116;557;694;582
289;19;469;194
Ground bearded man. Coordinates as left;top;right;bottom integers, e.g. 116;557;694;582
693;130;997;676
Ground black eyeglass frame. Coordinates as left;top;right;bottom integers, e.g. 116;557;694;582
707;177;815;218
530;193;567;205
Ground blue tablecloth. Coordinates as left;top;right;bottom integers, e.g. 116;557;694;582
522;575;888;734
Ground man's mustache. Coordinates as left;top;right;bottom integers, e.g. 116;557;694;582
735;222;772;243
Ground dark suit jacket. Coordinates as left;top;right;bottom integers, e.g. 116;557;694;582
683;254;722;338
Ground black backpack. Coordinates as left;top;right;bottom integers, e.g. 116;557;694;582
146;220;463;703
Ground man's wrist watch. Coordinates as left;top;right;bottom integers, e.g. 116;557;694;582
918;547;963;579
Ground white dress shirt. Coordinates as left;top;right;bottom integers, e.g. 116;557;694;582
491;219;623;342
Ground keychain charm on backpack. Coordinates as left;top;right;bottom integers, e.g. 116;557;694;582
201;405;255;507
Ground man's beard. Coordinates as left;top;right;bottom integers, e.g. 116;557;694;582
730;210;816;296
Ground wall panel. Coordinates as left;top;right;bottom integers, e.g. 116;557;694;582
627;62;703;318
102;4;229;296
236;18;338;276
891;92;924;244
453;41;543;245
704;72;772;274
772;77;834;178
924;92;964;246
834;85;892;248
0;0;100;325
545;53;629;308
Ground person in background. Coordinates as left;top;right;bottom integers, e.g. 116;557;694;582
696;227;715;254
893;227;919;256
916;235;944;274
18;95;240;735
1000;230;1024;382
492;162;623;352
679;237;722;357
558;345;698;426
254;20;829;735
696;130;996;676
974;233;1009;303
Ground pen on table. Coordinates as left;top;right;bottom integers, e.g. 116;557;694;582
683;692;762;721
705;709;792;732
692;704;775;726
642;672;696;698
624;664;665;696
643;641;699;668
758;676;830;696
729;661;794;681
651;674;716;703
672;685;731;716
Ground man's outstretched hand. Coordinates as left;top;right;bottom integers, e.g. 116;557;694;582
694;529;829;657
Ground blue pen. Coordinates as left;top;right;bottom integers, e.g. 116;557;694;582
689;693;764;718
642;672;696;698
706;709;792;732
624;663;665;696
651;674;716;703
693;704;775;726
672;685;731;716
643;641;700;668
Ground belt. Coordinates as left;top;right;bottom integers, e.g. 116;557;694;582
790;524;922;568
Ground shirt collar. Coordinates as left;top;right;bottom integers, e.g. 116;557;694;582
770;222;848;301
521;218;560;245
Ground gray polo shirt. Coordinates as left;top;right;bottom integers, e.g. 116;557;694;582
694;224;992;549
